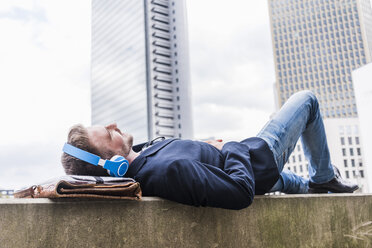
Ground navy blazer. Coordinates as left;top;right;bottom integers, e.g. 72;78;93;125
126;138;279;210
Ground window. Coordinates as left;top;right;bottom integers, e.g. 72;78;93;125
292;156;296;163
341;137;345;145
348;137;352;145
359;161;363;167
355;137;359;145
352;170;356;178
350;148;354;156
351;159;355;167
360;170;364;178
345;171;349;178
357;148;361;156
344;159;348;167
342;148;346;156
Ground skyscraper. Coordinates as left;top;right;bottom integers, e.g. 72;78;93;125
91;0;193;143
268;0;372;191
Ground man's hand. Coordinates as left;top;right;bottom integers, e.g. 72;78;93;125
204;139;225;150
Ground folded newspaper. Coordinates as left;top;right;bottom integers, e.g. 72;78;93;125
14;175;141;200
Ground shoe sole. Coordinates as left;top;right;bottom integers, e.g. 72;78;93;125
308;185;359;194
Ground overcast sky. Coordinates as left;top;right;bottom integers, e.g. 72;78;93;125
0;0;275;189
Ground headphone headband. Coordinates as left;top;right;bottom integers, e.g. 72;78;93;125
63;143;105;166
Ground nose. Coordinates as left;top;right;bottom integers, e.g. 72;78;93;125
105;123;117;130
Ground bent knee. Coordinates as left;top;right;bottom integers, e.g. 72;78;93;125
293;90;318;104
295;90;315;99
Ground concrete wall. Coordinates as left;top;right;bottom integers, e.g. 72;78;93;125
1;195;372;248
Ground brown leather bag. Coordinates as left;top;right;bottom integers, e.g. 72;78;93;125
14;175;141;200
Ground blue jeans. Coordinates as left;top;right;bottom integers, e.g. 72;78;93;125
257;90;335;194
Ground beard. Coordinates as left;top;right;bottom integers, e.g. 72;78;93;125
121;133;133;157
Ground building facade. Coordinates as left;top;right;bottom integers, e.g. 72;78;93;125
268;0;372;191
91;0;193;143
0;189;14;198
353;63;372;192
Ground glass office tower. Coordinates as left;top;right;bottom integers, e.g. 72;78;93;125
268;0;372;191
91;0;193;143
269;0;372;117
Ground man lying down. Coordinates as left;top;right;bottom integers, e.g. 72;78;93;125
61;91;358;210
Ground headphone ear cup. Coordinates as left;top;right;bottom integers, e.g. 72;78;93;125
110;155;129;177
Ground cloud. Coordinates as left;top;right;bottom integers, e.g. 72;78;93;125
0;1;91;189
187;0;276;140
0;141;65;189
0;1;91;143
193;103;271;141
193;63;275;109
0;6;47;23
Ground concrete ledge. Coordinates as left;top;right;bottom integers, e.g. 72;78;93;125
1;194;372;247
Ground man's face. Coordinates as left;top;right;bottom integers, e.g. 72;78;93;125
87;123;133;157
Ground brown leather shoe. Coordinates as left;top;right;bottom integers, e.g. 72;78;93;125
308;166;359;193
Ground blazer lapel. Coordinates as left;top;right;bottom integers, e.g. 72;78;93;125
126;138;178;177
140;138;178;157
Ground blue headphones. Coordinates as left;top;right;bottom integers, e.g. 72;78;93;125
62;143;129;177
